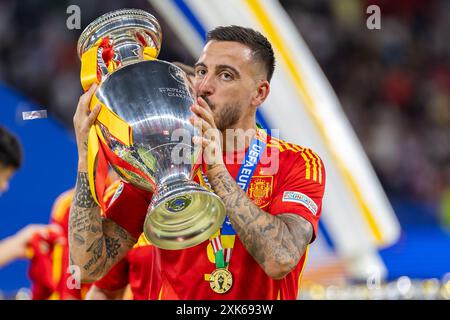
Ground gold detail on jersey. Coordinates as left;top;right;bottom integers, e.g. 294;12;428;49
311;150;323;184
300;152;311;180
281;140;300;153
267;137;306;155
248;176;273;208
267;137;285;152
305;149;318;182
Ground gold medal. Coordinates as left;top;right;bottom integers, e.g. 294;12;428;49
209;268;233;294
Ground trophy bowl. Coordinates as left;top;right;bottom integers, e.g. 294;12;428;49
77;9;226;250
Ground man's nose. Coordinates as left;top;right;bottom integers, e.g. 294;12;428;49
196;75;215;97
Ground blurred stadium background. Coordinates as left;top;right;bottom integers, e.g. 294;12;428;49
0;0;449;300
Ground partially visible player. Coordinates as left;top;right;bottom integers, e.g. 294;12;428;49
28;174;120;299
28;188;88;299
0;224;60;268
0;126;21;195
0;126;58;268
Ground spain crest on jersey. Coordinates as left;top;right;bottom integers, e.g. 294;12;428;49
248;176;273;208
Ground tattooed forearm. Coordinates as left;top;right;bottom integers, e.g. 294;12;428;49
208;165;313;279
69;172;136;282
105;236;121;259
74;172;96;208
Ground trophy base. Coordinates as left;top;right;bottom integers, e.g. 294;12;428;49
143;180;226;250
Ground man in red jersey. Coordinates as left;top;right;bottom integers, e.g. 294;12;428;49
28;188;88;300
69;25;326;300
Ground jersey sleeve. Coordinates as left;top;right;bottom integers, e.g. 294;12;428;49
104;181;152;239
94;256;130;291
268;148;326;243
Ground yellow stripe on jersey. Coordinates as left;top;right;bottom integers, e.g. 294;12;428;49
268;137;304;154
292;144;304;153
300;152;311;180
266;137;285;152
310;150;323;184
305;149;318;182
280;139;299;153
267;138;323;184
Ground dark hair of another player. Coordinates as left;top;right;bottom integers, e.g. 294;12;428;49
0;127;23;169
206;25;276;82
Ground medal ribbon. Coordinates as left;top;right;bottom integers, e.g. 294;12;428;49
210;129;267;270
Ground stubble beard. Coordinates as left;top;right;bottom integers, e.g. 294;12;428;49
201;96;242;132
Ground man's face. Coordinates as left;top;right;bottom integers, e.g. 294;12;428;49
0;165;16;195
194;41;263;131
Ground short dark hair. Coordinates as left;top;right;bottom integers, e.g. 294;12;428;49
206;25;275;82
0;127;22;169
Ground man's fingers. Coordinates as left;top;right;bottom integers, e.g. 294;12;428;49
197;97;213;113
192;136;210;149
191;104;215;127
79;83;98;108
190;114;211;132
85;104;101;127
85;82;98;96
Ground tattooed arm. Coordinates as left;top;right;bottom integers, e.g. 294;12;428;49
69;172;136;283
190;98;313;279
207;165;313;280
69;84;136;283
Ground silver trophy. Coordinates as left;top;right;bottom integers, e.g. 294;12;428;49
77;9;226;250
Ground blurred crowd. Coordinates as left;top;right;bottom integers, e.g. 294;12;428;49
0;0;191;124
299;276;450;300
281;0;450;224
0;0;449;223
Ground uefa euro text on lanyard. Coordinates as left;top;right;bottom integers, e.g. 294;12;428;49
206;129;267;294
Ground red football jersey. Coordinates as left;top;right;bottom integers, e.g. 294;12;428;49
29;189;91;300
105;136;325;299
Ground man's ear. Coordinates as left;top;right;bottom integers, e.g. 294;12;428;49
252;80;270;107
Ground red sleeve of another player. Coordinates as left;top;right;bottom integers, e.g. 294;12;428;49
94;256;130;291
104;181;152;239
268;149;326;243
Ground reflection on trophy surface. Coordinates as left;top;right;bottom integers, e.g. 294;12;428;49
77;9;226;250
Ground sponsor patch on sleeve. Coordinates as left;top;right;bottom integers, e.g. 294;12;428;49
282;191;318;216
